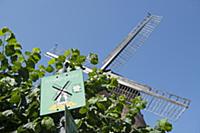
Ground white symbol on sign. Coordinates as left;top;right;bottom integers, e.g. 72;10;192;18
73;85;81;93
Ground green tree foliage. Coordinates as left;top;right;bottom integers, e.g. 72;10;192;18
0;27;172;132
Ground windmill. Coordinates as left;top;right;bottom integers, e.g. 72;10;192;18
45;13;190;122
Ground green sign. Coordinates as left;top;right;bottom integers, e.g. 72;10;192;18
65;106;78;133
40;69;85;115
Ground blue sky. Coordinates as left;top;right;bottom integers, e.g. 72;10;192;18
0;0;199;132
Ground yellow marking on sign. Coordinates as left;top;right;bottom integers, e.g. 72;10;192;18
49;102;77;111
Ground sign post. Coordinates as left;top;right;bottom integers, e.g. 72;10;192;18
65;106;78;133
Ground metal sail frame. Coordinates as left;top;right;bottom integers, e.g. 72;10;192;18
44;13;191;121
101;13;162;71
112;74;190;121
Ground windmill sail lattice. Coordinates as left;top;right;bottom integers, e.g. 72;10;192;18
101;14;162;71
111;74;190;121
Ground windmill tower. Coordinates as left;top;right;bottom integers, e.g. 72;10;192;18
45;13;190;125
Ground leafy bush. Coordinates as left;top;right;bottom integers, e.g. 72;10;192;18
0;27;172;133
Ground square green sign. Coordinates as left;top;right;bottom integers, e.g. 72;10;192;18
40;69;85;115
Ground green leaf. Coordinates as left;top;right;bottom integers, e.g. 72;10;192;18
18;67;29;81
71;49;80;56
25;51;31;56
55;62;63;70
118;95;126;102
1;58;9;70
11;55;18;64
12;62;22;72
6;32;16;42
39;65;45;70
30;73;39;82
37;70;45;78
48;58;56;65
108;112;119;118
18;55;25;63
79;107;89;114
32;53;41;63
88;97;98;105
7;38;17;44
27;101;39;119
26;59;35;69
17;126;27;133
14;43;22;50
108;78;118;89
96;102;106;111
64;49;71;57
0;27;10;35
156;119;172;132
77;55;86;64
0;29;3;36
113;103;123;113
10;89;21;104
89;53;98;65
5;44;15;56
88;68;98;78
41;117;55;131
14;49;22;56
0;52;5;61
57;55;66;62
0;39;2;46
45;65;54;73
75;119;83;128
32;48;41;54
